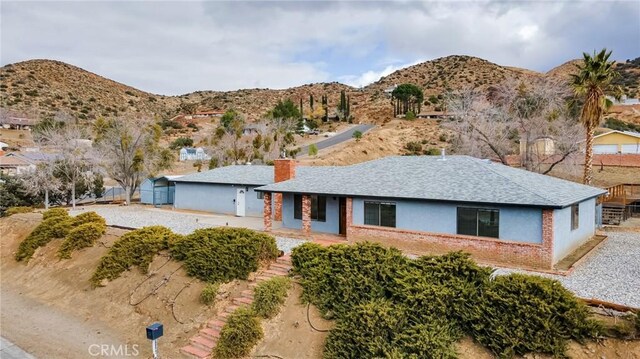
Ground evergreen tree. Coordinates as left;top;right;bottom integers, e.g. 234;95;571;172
310;94;314;111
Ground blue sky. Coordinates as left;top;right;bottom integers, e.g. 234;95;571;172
1;1;638;95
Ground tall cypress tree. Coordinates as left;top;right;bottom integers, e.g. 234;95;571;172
310;94;314;111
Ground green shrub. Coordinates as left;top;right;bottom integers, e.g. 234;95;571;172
292;242;408;318
252;276;291;318
324;300;404;358
15;216;73;262
42;208;68;220
71;211;106;227
170;227;279;283
472;273;602;357
57;221;107;259
200;283;219;305
90;226;180;287
405;110;416;120
4;206;33;217
214;307;263;359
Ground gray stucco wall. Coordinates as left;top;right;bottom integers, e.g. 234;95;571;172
351;197;543;243
174;182;265;217
553;198;596;262
281;193;341;234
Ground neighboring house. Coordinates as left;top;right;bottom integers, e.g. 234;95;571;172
383;85;397;97
591;130;640;154
140;175;182;206
0;117;36;130
185;110;225;120
0;155;35;175
0;141;8;150
172;164;332;217
607;95;640;106
256;156;606;270
416;111;452;120
519;137;555;157
179;147;210;161
242;125;261;136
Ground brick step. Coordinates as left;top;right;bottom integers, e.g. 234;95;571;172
224;304;240;313
208;319;226;330
240;289;254;298
249;282;259;289
200;327;221;341
218;311;231;320
255;275;273;282
190;335;216;351
269;263;292;272
263;269;287;276
180;345;209;359
233;297;253;306
276;257;292;265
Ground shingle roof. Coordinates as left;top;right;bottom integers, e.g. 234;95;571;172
172;165;336;186
256;156;606;208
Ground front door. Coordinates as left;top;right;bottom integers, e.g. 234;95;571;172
236;188;246;217
339;197;347;235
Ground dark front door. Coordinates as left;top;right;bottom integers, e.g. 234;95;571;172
339;197;347;236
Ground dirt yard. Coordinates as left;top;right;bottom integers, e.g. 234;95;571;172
0;213;247;358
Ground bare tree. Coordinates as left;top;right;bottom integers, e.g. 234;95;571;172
445;80;584;174
35;120;95;208
95;117;172;205
21;162;62;209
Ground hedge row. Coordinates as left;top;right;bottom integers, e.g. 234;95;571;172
57;222;107;259
16;209;108;262
170;227;279;283
15;208;73;261
91;226;280;288
291;242;601;358
90;226;180;287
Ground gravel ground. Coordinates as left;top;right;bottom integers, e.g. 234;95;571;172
69;205;308;253
494;232;640;308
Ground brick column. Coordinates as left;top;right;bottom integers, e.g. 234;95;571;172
263;192;272;231
274;193;283;221
346;197;353;237
541;209;554;268
301;194;311;235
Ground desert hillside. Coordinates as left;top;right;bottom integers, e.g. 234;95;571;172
1;55;639;165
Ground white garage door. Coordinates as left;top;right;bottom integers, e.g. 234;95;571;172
593;144;618;154
621;144;640;154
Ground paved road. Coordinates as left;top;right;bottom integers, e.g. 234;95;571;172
0;337;36;359
298;124;375;155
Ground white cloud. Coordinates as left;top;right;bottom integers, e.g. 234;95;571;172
340;61;421;88
1;1;637;94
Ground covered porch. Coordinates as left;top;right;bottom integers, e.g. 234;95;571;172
261;191;350;238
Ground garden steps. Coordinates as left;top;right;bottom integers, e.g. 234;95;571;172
180;255;292;358
179;344;209;359
190;335;216;351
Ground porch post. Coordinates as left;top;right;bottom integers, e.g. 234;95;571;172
263;192;272;232
541;209;554;269
302;194;311;236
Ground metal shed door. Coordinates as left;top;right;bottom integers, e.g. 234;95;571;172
236;188;246;217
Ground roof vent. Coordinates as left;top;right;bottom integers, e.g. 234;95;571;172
437;148;446;161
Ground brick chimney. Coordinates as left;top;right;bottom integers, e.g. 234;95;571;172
273;159;296;221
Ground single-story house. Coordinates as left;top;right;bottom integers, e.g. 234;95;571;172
256;156;606;270
179;147;210;161
172;164;332;217
0;117;36;130
140;175;182;206
591;130;640;154
0;155;35;175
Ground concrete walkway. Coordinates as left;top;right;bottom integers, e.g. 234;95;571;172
0;337;36;359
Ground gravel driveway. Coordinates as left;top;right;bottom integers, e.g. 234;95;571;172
495;232;640;308
69;205;307;253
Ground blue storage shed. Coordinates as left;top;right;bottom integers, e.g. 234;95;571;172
140;175;182;206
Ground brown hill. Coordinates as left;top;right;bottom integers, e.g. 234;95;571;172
0;60;176;120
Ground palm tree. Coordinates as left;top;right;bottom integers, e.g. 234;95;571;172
571;49;622;185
